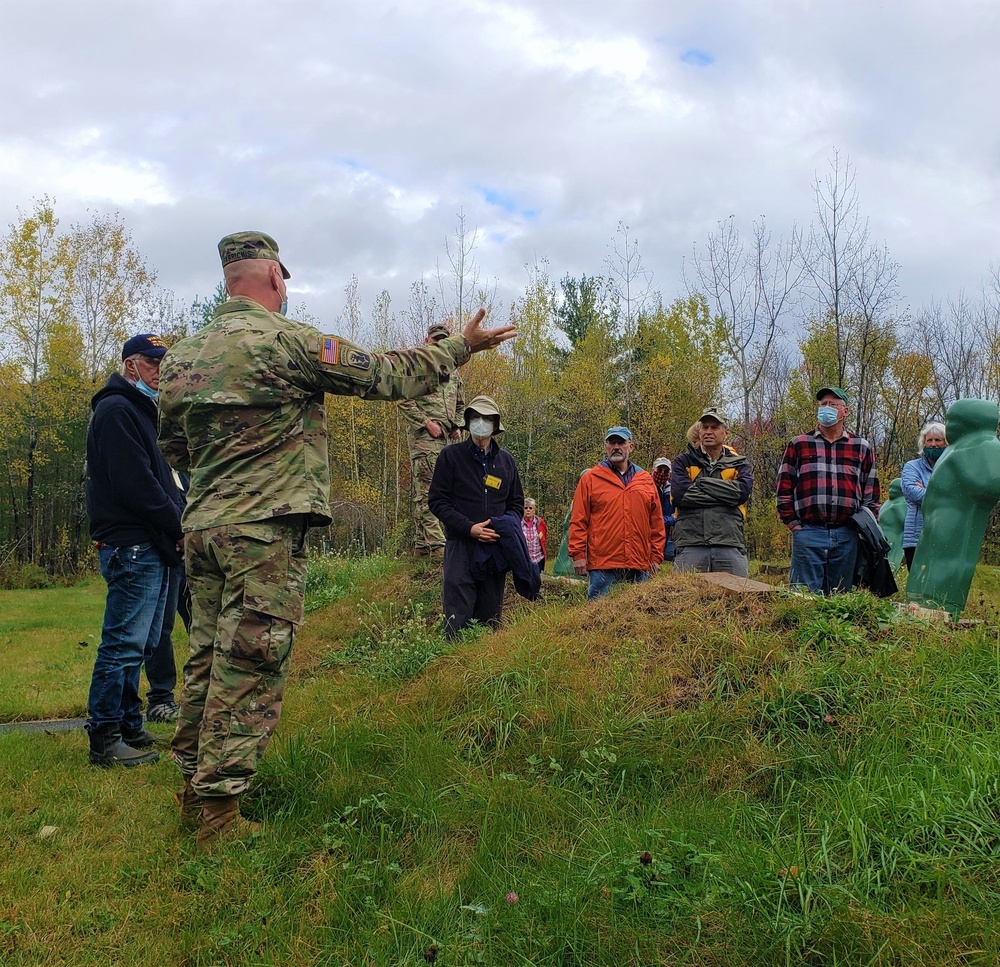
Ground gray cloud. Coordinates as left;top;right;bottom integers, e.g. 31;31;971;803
2;0;999;332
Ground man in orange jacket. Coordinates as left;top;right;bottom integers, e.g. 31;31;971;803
569;426;666;599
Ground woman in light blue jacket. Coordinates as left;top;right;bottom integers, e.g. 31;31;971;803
900;421;948;568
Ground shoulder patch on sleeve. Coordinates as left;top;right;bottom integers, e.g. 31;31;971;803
321;337;339;365
344;348;371;370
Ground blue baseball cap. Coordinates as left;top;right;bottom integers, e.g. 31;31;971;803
121;334;168;360
605;426;633;442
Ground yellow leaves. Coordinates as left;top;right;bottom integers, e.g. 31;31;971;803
70;212;156;380
336;477;384;509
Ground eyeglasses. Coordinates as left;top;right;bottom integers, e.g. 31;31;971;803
139;355;162;368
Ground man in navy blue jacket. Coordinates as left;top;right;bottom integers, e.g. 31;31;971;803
84;334;183;767
428;396;526;638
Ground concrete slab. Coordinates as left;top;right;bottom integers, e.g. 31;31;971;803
0;719;85;735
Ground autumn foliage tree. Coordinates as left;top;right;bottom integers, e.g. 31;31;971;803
0;200;156;575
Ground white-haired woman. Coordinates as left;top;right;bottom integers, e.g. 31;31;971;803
900;421;948;568
521;498;547;578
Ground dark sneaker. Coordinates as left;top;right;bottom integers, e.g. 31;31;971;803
146;701;180;723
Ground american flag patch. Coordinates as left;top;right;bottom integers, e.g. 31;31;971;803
321;337;339;365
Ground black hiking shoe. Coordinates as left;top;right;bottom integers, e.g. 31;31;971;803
88;726;159;768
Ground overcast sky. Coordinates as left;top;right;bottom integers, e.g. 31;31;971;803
2;0;999;334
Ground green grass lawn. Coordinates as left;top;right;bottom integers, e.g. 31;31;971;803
0;578;189;722
3;559;1000;965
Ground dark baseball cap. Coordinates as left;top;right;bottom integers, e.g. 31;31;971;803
218;231;291;279
121;334;168;361
815;386;848;403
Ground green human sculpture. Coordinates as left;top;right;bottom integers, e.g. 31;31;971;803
878;477;906;573
907;398;1000;617
553;499;579;578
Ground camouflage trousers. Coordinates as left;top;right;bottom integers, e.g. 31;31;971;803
171;516;308;798
407;431;446;552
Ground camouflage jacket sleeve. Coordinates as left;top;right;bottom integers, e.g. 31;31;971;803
280;326;471;401
157;400;190;472
397;397;431;430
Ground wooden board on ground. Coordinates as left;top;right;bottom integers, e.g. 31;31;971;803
695;572;776;595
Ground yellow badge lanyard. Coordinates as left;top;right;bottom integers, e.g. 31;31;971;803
476;445;502;490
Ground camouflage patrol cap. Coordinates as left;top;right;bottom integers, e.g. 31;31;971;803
427;322;452;341
218;231;291;279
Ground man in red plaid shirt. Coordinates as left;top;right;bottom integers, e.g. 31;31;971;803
776;386;880;594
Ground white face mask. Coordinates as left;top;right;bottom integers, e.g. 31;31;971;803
469;416;494;438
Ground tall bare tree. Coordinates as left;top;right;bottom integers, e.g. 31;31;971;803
689;215;804;436
436;209;498;328
799;150;900;441
605;221;653;424
400;277;439;345
908;296;985;416
799;150;868;387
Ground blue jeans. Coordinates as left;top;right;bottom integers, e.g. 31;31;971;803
87;542;169;733
145;563;184;707
790;525;859;595
587;568;650;600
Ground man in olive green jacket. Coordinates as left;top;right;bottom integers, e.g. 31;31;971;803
670;407;753;577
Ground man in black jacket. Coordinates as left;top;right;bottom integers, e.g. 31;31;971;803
428;396;526;638
84;334;183;767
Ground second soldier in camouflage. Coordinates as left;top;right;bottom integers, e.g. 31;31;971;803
397;321;466;556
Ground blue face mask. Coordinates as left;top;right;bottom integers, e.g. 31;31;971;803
135;378;158;400
923;446;945;461
817;406;839;427
279;299;288;316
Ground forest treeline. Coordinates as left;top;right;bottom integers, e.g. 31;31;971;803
3;152;1000;581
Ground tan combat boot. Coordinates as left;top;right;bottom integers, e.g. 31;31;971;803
196;795;261;849
176;777;203;832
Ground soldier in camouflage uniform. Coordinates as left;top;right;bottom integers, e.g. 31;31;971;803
398;322;466;556
158;231;516;846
